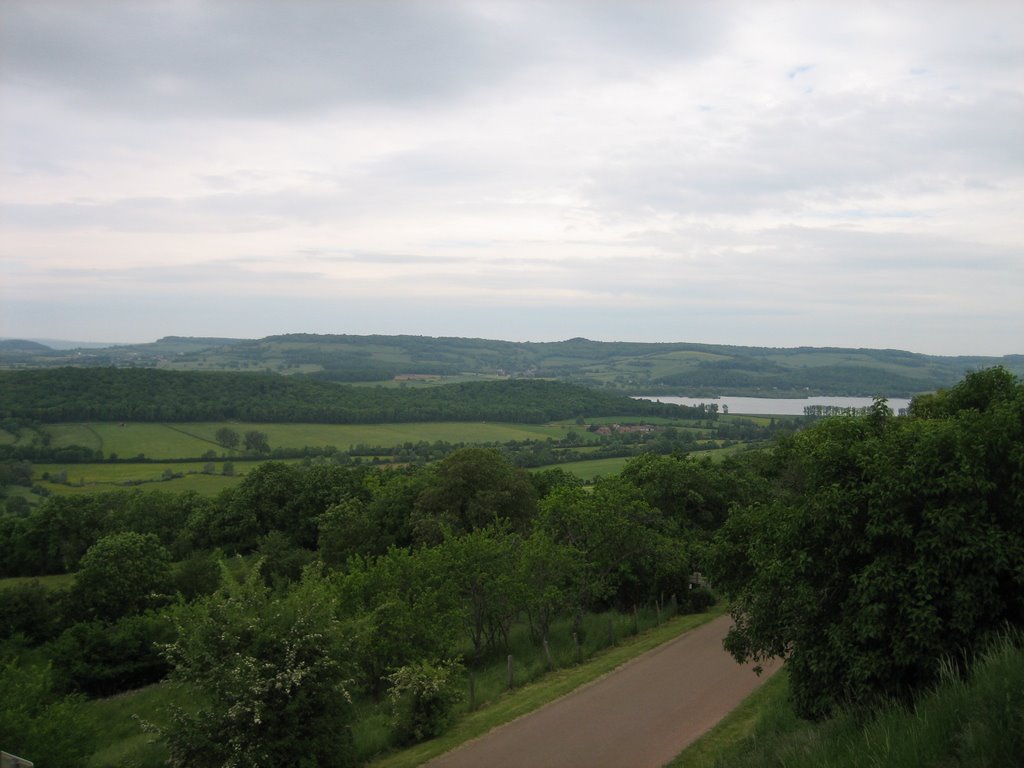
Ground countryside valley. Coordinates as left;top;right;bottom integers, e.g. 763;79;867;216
1;336;1022;767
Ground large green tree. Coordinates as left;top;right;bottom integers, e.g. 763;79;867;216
410;448;536;544
72;531;172;623
710;371;1024;719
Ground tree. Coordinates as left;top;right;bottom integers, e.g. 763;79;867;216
336;545;461;695
438;525;524;657
72;531;172;622
710;370;1024;719
243;430;270;454
215;427;240;449
51;612;174;696
621;452;757;532
538;477;687;613
161;570;357;768
411;448;536;544
518;529;584;642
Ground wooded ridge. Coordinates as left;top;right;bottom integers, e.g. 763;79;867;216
0;368;697;424
3;333;1021;396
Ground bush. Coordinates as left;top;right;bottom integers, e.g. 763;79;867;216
50;612;174;696
387;658;464;744
0;659;97;768
0;580;62;643
682;585;716;614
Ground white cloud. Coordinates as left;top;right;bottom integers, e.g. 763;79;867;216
1;0;1022;355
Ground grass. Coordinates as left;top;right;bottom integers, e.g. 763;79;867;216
536;456;633;481
86;684;175;768
41;421;594;460
666;669;790;767
0;572;75;591
667;634;1024;768
33;461;266;495
367;607;723;768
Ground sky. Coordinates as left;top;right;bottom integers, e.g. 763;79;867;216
1;1;1022;356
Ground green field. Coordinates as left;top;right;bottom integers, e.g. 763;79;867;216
0;572;76;591
34;460;273;495
44;421;594;460
535;456;633;481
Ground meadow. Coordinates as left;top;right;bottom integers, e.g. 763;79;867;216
38;421;595;459
20;415;748;495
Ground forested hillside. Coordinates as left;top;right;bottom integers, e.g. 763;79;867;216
4;333;1021;396
0;368;695;424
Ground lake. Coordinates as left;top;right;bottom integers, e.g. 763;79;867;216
636;395;912;416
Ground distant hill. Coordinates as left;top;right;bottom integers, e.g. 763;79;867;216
0;339;52;352
1;333;1020;397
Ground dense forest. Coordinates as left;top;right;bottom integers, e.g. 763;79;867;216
1;367;1022;767
3;332;1021;396
0;369;696;424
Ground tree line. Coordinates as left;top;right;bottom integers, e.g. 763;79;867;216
0;368;702;424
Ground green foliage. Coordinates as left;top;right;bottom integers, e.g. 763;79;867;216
318;496;380;568
336;546;462;695
538;477;690;612
50;611;174;696
411;448;537;544
0;659;98;768
0;579;63;643
438;526;525;658
72;531;173;622
243;429;270;454
172;550;223;600
518;529;584;641
215;426;240;448
710;368;1024;719
678;634;1024;768
255;531;315;587
161;570;357;768
621;452;764;532
387;658;464;744
0;368;694;424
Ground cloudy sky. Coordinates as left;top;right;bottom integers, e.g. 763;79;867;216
1;1;1022;355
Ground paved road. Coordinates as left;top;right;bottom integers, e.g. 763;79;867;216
428;615;780;768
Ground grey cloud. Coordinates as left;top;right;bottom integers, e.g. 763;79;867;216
583;88;1024;218
1;1;515;116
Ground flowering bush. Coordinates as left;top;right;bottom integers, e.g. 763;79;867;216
387;658;464;744
161;568;356;767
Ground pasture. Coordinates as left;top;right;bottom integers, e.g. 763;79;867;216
34;461;265;495
43;421;594;460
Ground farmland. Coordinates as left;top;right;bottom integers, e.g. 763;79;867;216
22;414;754;495
4;332;1021;396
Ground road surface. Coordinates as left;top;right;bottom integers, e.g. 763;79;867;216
428;614;780;768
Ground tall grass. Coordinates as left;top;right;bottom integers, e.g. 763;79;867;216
684;632;1024;768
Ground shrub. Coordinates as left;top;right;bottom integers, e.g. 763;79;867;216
387;658;464;744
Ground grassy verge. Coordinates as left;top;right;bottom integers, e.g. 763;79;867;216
666;669;789;768
667;634;1024;768
367;608;723;768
